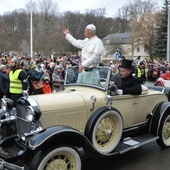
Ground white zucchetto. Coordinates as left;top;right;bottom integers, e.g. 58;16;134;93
86;24;96;31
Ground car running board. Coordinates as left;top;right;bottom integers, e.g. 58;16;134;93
114;134;159;154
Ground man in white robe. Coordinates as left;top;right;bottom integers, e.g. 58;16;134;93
61;24;106;85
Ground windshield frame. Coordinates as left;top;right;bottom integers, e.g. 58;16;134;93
64;66;111;90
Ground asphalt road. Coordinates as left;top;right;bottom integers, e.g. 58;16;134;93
82;141;170;170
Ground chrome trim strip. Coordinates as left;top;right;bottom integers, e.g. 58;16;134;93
18;126;42;139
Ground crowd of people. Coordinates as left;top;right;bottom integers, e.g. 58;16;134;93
110;58;170;85
0;52;169;100
0;53;80;105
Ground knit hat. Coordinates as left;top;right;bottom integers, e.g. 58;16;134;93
11;57;20;64
0;64;6;70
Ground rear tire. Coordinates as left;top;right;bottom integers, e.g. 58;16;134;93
157;113;170;148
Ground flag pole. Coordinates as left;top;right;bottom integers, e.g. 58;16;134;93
30;0;33;58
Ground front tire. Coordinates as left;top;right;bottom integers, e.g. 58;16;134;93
30;145;81;170
157;113;170;148
85;107;123;154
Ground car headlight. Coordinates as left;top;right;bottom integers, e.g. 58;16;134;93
26;106;35;122
0;98;14;112
25;106;42;122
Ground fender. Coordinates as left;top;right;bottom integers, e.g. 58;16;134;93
88;106;123;121
150;101;170;135
28;125;119;159
29;126;86;149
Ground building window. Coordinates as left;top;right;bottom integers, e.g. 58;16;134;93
137;47;140;52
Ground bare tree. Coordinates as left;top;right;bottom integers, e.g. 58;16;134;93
113;7;131;33
1;10;29;53
39;0;59;22
117;0;160;59
0;17;12;52
59;11;84;53
34;0;59;54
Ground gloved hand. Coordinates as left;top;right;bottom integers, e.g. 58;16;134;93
22;90;28;97
118;89;123;95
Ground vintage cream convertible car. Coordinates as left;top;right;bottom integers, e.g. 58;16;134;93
0;66;170;170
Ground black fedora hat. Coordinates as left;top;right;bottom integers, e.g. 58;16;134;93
121;59;133;70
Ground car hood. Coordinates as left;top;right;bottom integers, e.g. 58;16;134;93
29;87;104;112
29;91;86;111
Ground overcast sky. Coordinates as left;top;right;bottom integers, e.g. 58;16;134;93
0;0;165;17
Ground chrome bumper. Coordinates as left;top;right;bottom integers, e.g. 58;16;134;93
0;115;16;126
0;158;24;170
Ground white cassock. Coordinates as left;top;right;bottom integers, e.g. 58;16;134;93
66;33;106;85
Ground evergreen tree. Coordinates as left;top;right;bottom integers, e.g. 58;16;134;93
154;0;170;59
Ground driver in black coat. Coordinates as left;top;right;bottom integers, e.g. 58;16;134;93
117;59;142;95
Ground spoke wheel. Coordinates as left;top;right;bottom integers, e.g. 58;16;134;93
85;107;123;154
30;146;81;170
157;114;170;148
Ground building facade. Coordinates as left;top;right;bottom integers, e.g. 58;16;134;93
102;32;149;62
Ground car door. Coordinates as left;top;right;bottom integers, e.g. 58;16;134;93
112;95;138;128
132;94;157;125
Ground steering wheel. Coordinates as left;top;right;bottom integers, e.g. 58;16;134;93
98;78;107;87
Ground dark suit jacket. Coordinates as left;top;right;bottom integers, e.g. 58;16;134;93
121;74;142;95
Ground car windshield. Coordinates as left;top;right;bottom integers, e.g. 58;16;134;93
65;66;110;89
